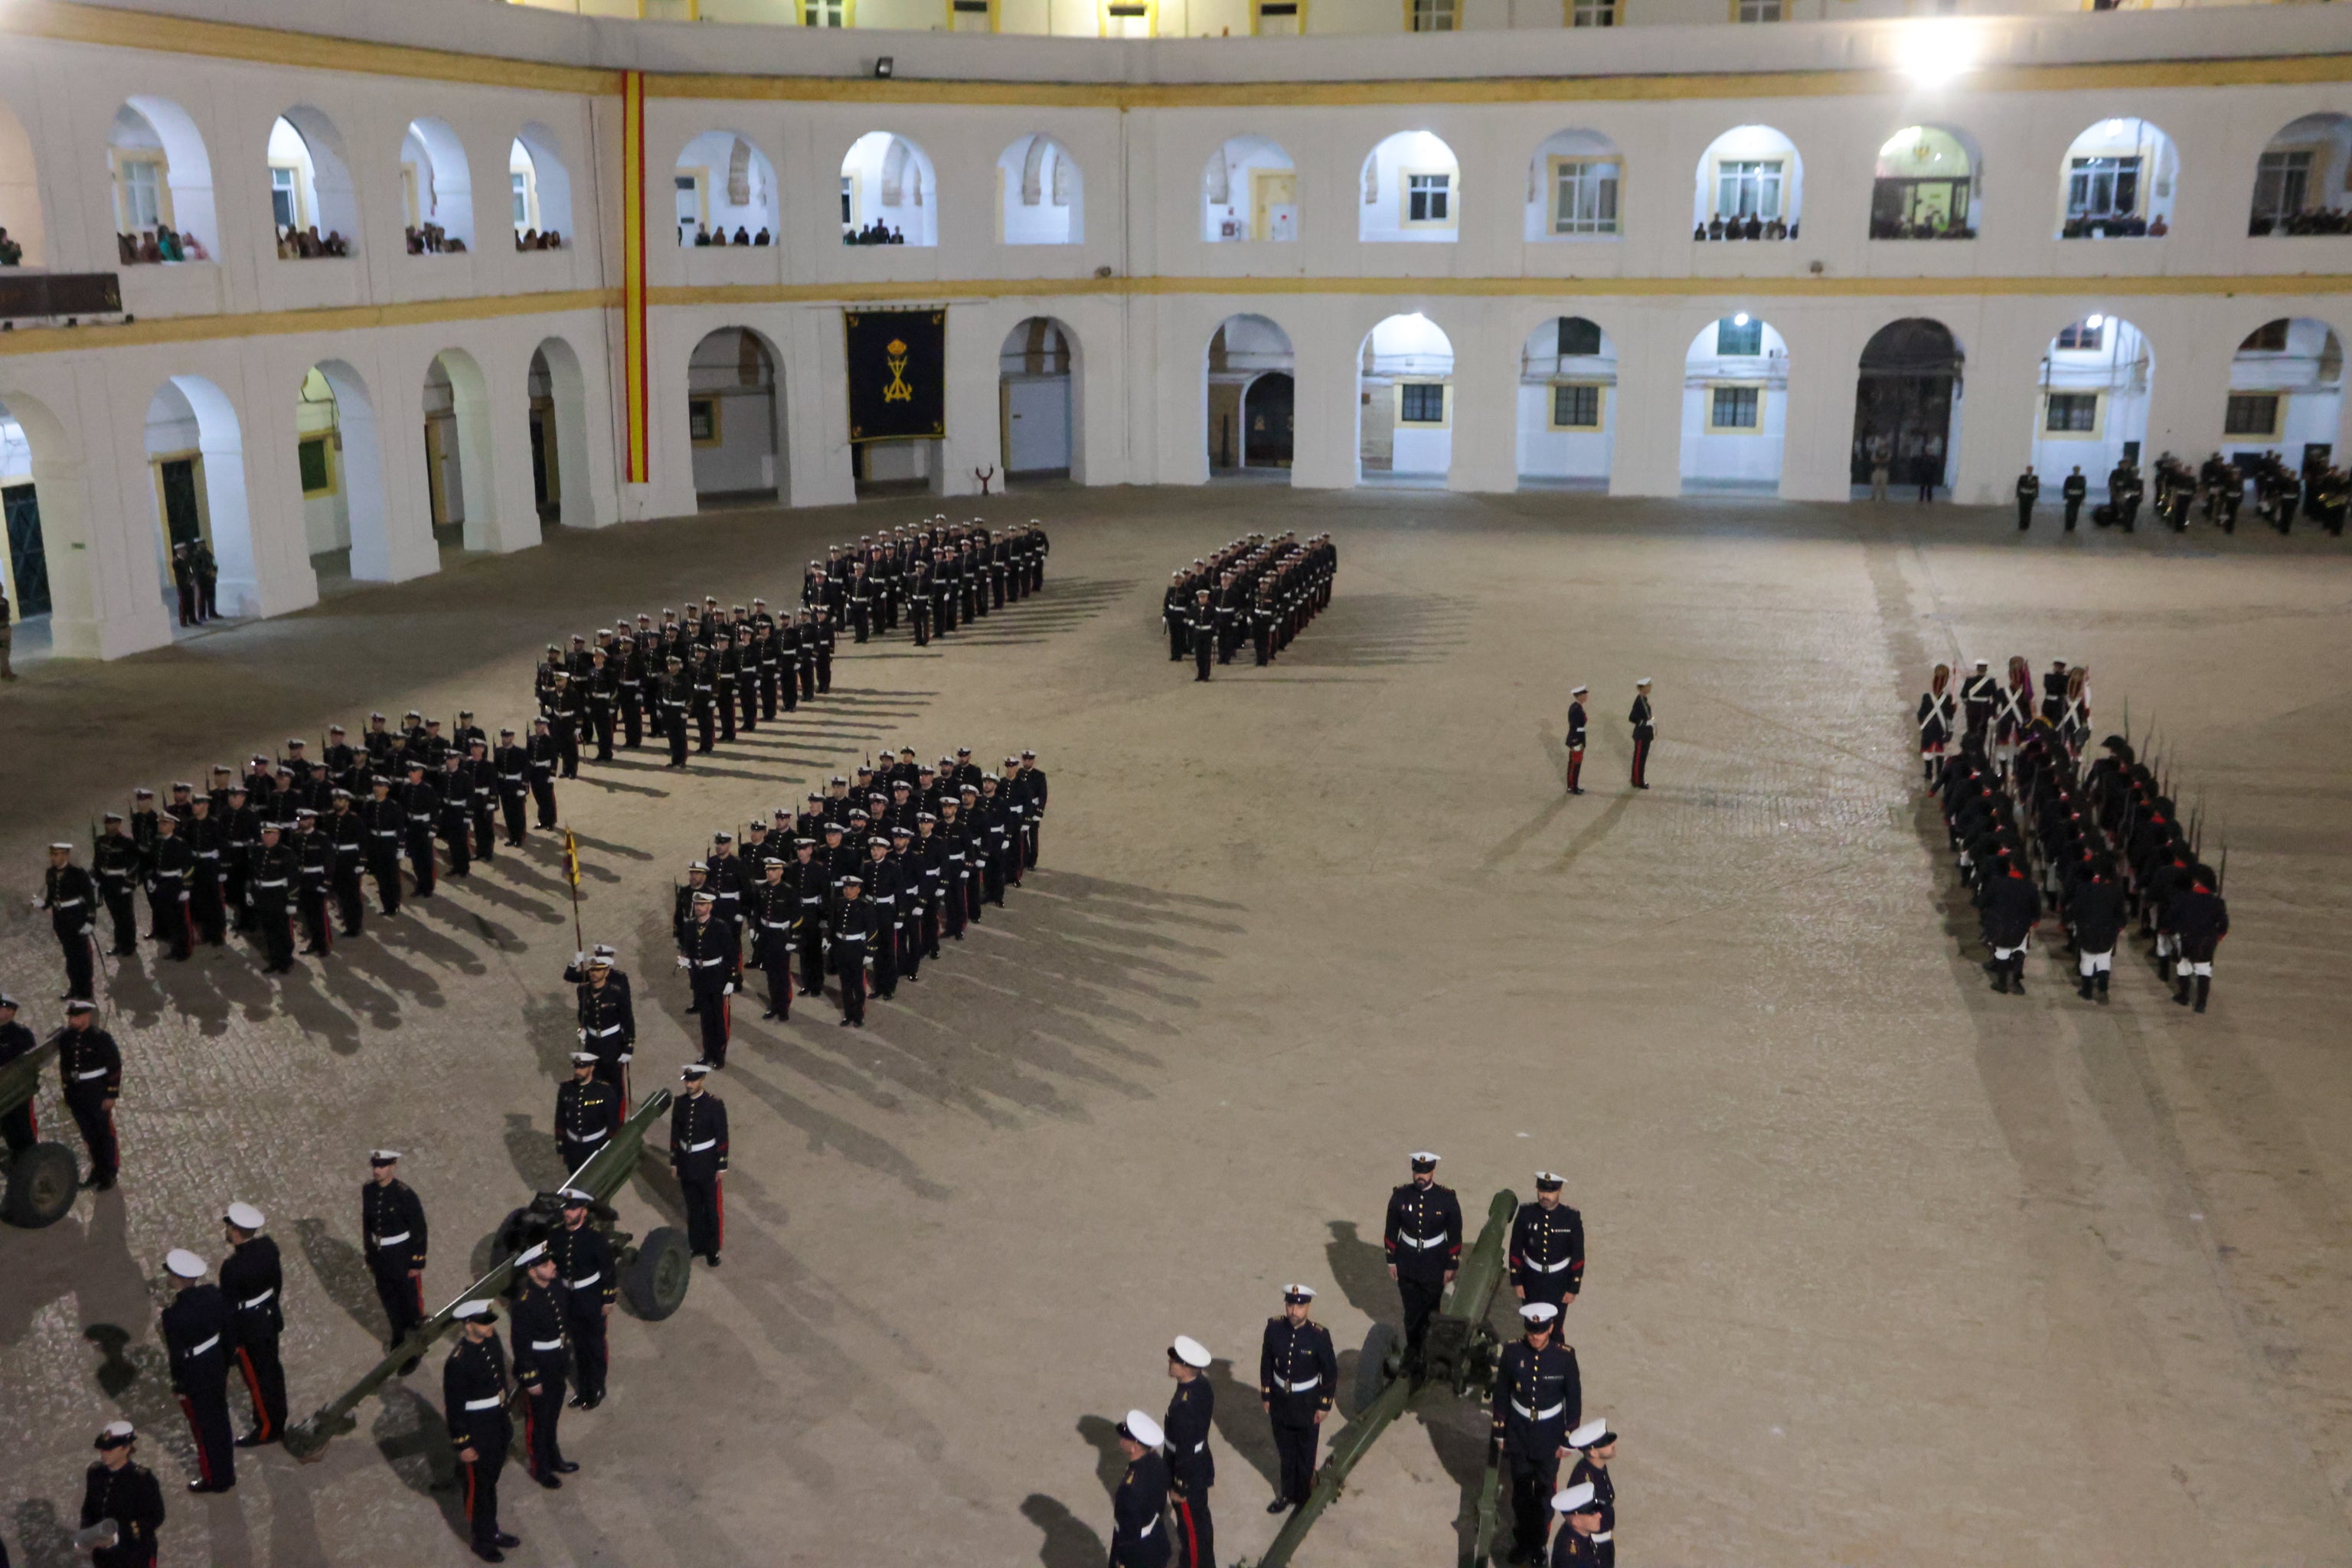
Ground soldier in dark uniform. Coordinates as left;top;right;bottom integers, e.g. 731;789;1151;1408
1564;1420;1616;1566
39;842;99;1001
218;1202;285;1446
2170;862;2229;1013
1564;688;1589;795
2061;466;2088;530
217;785;259;933
2066;855;2125;1003
1625;679;1655;790
526;718;560;829
1547;1481;1606;1567
555;1053;620;1177
1110;1409;1172;1568
362;1151;429;1356
1259;1285;1336;1514
679;892;738;1067
508;1244;576;1487
567;949;635;1109
444;1299;521;1563
1189;590;1216;681
1510;1173;1586;1312
2014;465;2039;529
81;1420;168;1568
669;1062;727;1266
1980;859;2040;995
399;762;439;898
181;795;230;945
1164;1335;1217;1568
831;874;877;1027
1384;1152;1462;1366
160;1248;237;1492
1958;658;1998;746
60;1001;121;1189
862;838;903;1001
95;813;142;955
243;822;298;973
148;813;195;961
360;776;405;916
1492;1301;1579;1566
786;838;828;998
548;1190;615;1409
323;790;367;937
748;858;797;1020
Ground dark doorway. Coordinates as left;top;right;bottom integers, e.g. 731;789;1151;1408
158;457;204;547
4;484;50;616
1852;318;1961;488
1243;373;1294;468
529;400;557;523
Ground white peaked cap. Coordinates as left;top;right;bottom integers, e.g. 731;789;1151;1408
224;1202;266;1232
165;1249;207;1279
1120;1410;1166;1448
1171;1335;1212;1369
1518;1302;1560;1325
1568;1418;1608;1449
1551;1481;1599;1514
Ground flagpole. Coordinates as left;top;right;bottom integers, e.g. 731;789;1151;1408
562;825;583;952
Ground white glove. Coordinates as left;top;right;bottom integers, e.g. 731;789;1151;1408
576;1027;587;1043
675;956;690;969
722;982;734;996
573;949;586;965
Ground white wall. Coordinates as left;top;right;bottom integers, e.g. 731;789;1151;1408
1681;317;1790;487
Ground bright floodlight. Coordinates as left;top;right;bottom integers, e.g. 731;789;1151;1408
1733;312;1750;327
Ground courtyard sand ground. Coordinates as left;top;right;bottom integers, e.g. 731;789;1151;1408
2;486;2349;1568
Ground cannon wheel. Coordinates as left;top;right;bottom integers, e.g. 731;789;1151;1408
2;1142;81;1229
623;1227;691;1320
1351;1321;1398;1416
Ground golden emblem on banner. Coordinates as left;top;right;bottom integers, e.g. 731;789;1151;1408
883;338;913;403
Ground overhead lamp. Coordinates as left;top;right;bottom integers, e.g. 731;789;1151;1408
1897;21;1978;87
1733;312;1751;327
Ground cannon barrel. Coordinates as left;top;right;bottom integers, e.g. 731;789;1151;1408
0;1032;60;1122
283;1089;674;1462
1252;1189;1518;1568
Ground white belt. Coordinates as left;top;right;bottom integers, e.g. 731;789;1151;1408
371;831;398;838
1511;1400;1566;1421
567;1272;600;1288
571;1128;609;1143
241;1290;276;1308
1398;1233;1448;1251
1594;1532;1613;1543
75;1068;109;1080
688;1138;717;1152
591;1024;624;1037
465;1396;503;1410
501;775;523;782
188;1334;220;1357
1274;1375;1320;1393
696;957;727;967
376;1230;410;1246
196;851;219;860
530;1338;564;1351
54;897;85;906
871;894;895;905
1524;1256;1574;1274
1138;1519;1155;1538
256;879;287;888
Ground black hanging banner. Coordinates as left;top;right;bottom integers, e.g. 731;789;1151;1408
844;308;946;443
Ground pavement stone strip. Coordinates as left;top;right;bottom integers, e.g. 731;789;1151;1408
2;485;2350;1567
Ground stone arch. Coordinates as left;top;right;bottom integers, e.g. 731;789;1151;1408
2030;312;2154;494
675;129;779;247
401;116;475;252
1853;317;1965;495
145;374;256;620
424;348;499;549
1517;314;1618;488
999;315;1083;481
2221;317;2342;462
110;97;217;262
839;132;936;247
1870;124;1981;239
1357;312;1455;483
1680;312;1789;492
296;359;396;583
998;134;1082;244
268;106;359;252
529;336;596;525
1693;125;1802;240
2249;113;2352;236
1360;131;1459;244
0;89;44;266
688;326;784;507
1205;314;1295;480
512;121;574;247
1203;135;1296;243
2056;118;2177;240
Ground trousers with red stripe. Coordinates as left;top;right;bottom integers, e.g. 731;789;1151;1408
1171;1483;1216;1568
179;1384;237;1490
462;1430;509;1550
236;1338;287;1442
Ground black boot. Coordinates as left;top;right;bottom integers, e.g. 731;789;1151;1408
1991;967;2009;995
2008;956;2026;995
2173;976;2191;1007
2096;972;2110;1003
2077;977;2094;1001
2194;976;2210;1014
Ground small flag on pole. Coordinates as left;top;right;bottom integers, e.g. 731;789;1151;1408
564;829;582;890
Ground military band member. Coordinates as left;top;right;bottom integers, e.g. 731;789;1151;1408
1564;688;1589;795
678;892;738;1067
1384;1152;1462;1365
1510;1174;1586;1311
1547;1481;1605;1567
2014;465;2040;530
60;1000;122;1190
1110;1410;1172;1568
1259;1285;1336;1514
1492;1301;1579;1566
218;1202;286;1446
669;1062;728;1266
38;842;99;1001
444;1299;521;1563
507;1244;574;1488
161;1248;237;1492
362;1151;429;1357
549;1189;615;1410
81;1420;168;1568
1564;1419;1616;1567
1625;680;1655;790
555;1054;620;1177
1916;664;1956;784
1165;1336;1216;1568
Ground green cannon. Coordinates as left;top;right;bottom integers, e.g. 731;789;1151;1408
1245;1189;1521;1568
0;1032;80;1230
283;1089;689;1461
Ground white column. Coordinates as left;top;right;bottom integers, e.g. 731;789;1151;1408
1608;309;1684;498
937;303;999;498
1446;303;1517;495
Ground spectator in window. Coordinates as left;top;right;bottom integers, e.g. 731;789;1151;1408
0;226;20;266
694;224;711;247
2147;214;2168;237
136;233;162;265
1764;216;1787;240
733;226;750;246
181;232;207;260
1706;215;1726;240
753;228;771;246
1743;214;1764;240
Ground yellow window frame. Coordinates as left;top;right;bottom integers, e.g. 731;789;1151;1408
1548;382;1607;431
1399;166;1457;230
1396;381;1452;428
946;0;999;29
689;395;724;447
1099;0;1157;36
109;148;175;234
2040;391;2105;440
1252;0;1306;32
1705;381;1768;435
269;159;311;232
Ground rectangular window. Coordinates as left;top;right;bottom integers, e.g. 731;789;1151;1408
2243;320;2288;352
1406;172;1451;224
1399;383;1447;424
1102;0;1153;32
511;169;539;234
803;0;848;21
2066;156;2141;220
950;0;994;27
1711;386;1760;430
2252;149;2311;227
1715;317;1762;357
2045;393;2099;433
297;436;335;496
2224;394;2281;437
689;397;722;446
1736;0;1781;20
119;158;166;232
1552;384;1602;430
1551;159;1619;236
1558;317;1602;358
1715;159;1782;221
2055;321;2104;352
1409;0;1455;29
270;165;301;230
1570;0;1615;21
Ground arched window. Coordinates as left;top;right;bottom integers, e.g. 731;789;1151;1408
2223;318;2342;457
675;131;779;248
2033;315;2153;490
400;118;475;254
2250;114;2352;237
1853;318;1964;495
1000;318;1080;479
1360;132;1459;244
1205;315;1295;479
1681;314;1789;492
1693;126;1801;240
1525;130;1621;242
1359;312;1455;482
2057;119;2177;240
839;132;936;247
109;99;215;264
1870;126;1978;240
998;136;1082;245
1518;317;1616;487
688;327;783;505
1203;136;1296;243
0;92;42;267
268;109;358;258
511;123;575;250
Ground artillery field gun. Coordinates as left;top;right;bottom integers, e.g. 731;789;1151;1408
284;1089;690;1460
1246;1190;1521;1568
0;1031;79;1229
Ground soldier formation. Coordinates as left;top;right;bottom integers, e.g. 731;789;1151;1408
1105;1156;1620;1568
1926;658;2228;1010
2015;452;2347;535
1161;533;1338;681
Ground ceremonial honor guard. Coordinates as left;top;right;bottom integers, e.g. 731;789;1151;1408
1565;1419;1616;1566
161;1249;237;1492
246;822;299;973
678;891;739;1067
148;812;194;961
1625;680;1655;789
1384;1152;1462;1365
1259;1285;1336;1514
2062;466;2088;530
526;718;560;829
444;1299;521;1563
1958;658;1998;746
1190;590;1217;682
1981;859;2040;995
831;874;877;1027
555;1053;619;1176
1563;688;1589;795
1509;1174;1586;1311
1110;1410;1172;1568
549;1190;615;1410
2066;856;2125;1002
40;842;100;1001
96;813;142;955
218;1202;286;1446
1492;1301;1579;1566
1165;1336;1217;1568
2170;862;2229;1012
1916;664;1957;784
60;1001;122;1190
81;1420;168;1568
2014;465;2040;529
508;1245;576;1487
669;1062;728;1266
1548;1481;1605;1567
361;1151;429;1356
